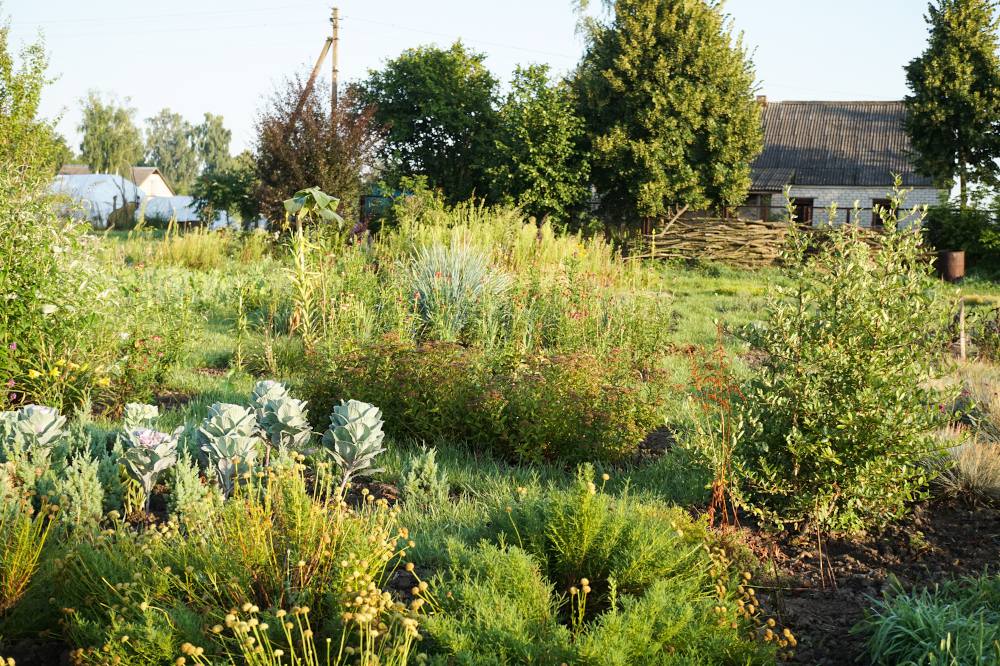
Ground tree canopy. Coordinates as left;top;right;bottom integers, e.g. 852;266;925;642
905;0;1000;208
255;77;378;225
488;64;591;224
574;0;763;224
196;112;233;173
144;108;199;194
357;42;499;203
78;92;144;177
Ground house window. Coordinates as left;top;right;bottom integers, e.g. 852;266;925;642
871;199;892;230
744;193;773;220
792;198;814;226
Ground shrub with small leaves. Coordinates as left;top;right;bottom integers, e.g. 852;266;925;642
53;454;104;531
169;453;222;531
322;399;386;493
401;445;449;508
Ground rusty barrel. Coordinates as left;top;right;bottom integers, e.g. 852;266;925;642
938;250;965;282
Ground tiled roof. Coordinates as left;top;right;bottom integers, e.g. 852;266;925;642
751;101;934;190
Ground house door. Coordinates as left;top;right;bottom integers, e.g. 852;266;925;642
793;198;814;226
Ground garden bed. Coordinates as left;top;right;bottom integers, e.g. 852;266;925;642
746;499;1000;665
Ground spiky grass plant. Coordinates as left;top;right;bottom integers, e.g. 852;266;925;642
408;242;513;342
856;576;1000;665
0;496;55;615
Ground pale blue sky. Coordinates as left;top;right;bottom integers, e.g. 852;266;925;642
5;0;928;154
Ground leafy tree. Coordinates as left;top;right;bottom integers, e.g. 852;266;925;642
144;108;199;194
488;64;591;223
733;199;952;533
358;42;499;203
195;112;232;173
255;77;378;225
0;25;116;410
192;150;259;226
574;0;763;225
78;91;144;176
905;0;1000;209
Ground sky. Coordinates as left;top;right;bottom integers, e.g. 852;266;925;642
5;0;931;155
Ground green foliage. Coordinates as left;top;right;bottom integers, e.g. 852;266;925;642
923;204;995;254
123;403;159;432
488;64;591;224
735;218;953;532
52;453;104;532
905;0;1000;207
194;112;232;173
321;399;387;492
574;0;763;223
78;91;144;176
409;243;513;342
251;380;312;451
424;469;777;665
0;495;53;616
358;42;499;202
856;575;1000;665
169;453;222;533
308;342;665;465
191;150;259;227
144;108;199;194
400;445;450;508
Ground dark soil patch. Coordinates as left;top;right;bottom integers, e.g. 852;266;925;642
153;389;193;410
742;499;1000;665
0;637;70;666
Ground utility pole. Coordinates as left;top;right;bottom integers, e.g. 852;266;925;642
331;6;340;111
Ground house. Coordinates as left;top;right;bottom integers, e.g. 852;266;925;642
129;167;175;197
58;165;176;197
50;174;145;228
743;99;944;227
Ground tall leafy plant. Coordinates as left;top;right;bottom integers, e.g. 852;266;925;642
734;202;953;532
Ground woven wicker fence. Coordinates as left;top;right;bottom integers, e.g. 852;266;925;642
631;217;791;268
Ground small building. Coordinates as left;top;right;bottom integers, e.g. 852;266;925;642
129;167;175;198
58;165;176;197
51;174;146;228
744;100;944;227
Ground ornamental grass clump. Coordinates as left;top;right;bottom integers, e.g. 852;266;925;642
408;242;513;342
322;399;386;493
734;199;953;532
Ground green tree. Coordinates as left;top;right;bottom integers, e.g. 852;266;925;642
905;0;1000;209
358;42;499;203
78;91;143;176
195;112;232;173
192;150;259;227
488;64;590;223
144;108;199;194
574;0;762;225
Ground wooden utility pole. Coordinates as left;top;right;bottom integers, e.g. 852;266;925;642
331;7;340;110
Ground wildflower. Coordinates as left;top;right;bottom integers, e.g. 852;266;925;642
27;369;41;379
7;343;15;351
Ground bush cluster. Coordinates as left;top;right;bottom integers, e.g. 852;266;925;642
305;339;667;464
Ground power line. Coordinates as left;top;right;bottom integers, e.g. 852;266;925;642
11;2;320;27
341;14;580;61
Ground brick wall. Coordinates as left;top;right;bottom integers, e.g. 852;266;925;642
784;185;944;227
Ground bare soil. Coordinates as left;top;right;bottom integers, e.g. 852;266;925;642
743;499;1000;665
